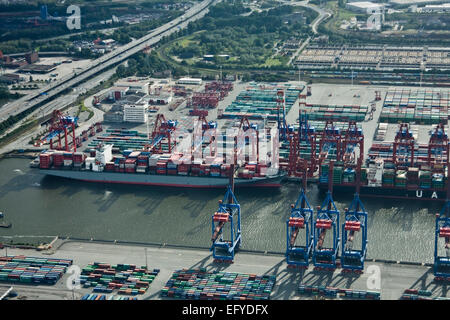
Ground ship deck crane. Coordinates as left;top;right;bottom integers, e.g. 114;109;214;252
288;110;317;178
341;121;364;187
427;123;448;174
286;175;314;267
393;123;415;169
238;116;259;164
341;167;368;273
313;161;340;270
191;115;217;160
277;89;288;141
318;121;342;176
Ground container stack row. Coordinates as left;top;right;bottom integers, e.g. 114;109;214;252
223;84;303;119
0;255;72;285
298;285;381;300
79;262;159;296
400;289;448;300
161;269;276;300
88;129;167;153
380;89;449;124
80;294;138;300
303;104;368;122
320;162;368;185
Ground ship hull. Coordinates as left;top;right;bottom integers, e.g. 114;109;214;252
37;168;285;188
319;183;446;201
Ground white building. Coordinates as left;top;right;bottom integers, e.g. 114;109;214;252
346;1;385;13
177;77;202;85
123;104;148;123
101;39;115;46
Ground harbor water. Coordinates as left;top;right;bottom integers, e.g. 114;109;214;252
0;158;441;263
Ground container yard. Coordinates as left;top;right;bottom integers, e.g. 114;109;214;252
2;80;450;301
302;104;368;122
380;89;450;124
295;45;450;71
80;262;159;295
0;256;72;285
221;83;304;120
1;241;448;301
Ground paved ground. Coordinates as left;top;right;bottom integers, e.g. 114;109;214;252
1;241;448;300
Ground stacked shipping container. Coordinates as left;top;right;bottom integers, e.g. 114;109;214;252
380;89;449;124
161;269;276;300
80;262;159;295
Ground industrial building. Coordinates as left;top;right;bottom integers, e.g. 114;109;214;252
0;73;22;84
419;3;450;12
25;51;39;64
109;86;130;102
115;79;150;94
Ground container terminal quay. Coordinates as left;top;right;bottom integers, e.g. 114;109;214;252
0;78;449;301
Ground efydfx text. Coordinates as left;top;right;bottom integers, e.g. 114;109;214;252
182;304;269;318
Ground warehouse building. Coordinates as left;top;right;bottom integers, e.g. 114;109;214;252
346;1;385;13
177;77;202;85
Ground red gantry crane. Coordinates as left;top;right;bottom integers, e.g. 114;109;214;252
41;110;79;152
144;114;177;154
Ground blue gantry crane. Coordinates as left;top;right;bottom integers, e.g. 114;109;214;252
434;191;450;280
341;124;368;273
210;185;241;263
313;161;340;270
286;186;314;267
341;194;368;272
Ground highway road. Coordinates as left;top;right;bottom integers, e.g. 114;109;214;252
0;0;216;123
0;67;114;155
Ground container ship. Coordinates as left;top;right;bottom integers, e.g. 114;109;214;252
315;123;448;201
318;158;447;201
30;144;285;188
